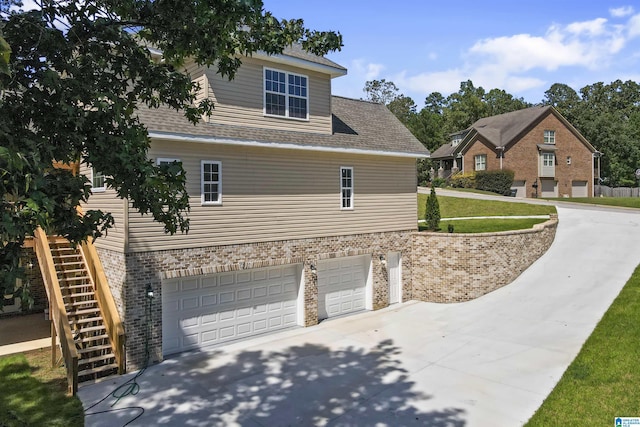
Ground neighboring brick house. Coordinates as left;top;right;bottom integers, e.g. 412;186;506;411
82;45;429;369
430;106;598;197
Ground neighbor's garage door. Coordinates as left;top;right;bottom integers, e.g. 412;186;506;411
317;255;370;320
162;264;301;356
540;179;558;198
572;180;588;197
512;180;526;197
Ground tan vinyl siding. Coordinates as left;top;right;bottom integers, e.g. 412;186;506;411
183;61;208;112
79;164;127;253
127;141;417;252
205;57;332;134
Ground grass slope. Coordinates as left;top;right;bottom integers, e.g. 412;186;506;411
419;218;547;233
417;194;556;219
0;349;84;427
526;264;640;425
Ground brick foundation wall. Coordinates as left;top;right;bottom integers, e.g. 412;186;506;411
103;231;413;370
412;215;558;302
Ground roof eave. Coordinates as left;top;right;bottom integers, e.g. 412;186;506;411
148;131;428;158
252;51;347;78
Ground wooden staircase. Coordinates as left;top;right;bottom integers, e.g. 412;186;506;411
48;238;119;382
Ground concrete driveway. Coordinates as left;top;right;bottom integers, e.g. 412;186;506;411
79;205;640;426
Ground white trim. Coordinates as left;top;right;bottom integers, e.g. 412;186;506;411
90;168;106;193
156;157;181;165
252;51;347;78
474;154;487;171
340;166;354;210
200;160;222;206
148;131;429;159
263;67;309;120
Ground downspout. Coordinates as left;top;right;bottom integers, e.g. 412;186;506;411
497;147;504;170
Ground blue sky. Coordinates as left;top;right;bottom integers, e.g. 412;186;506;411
264;0;640;106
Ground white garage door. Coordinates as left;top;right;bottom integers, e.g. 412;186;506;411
317;255;369;320
512;180;526;198
162;264;301;356
572;180;588;197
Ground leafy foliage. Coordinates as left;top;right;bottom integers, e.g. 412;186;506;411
0;0;342;303
424;187;440;231
449;172;476;189
475;170;515;195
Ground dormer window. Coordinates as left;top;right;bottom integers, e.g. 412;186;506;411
544;130;555;144
451;135;462;147
264;68;308;120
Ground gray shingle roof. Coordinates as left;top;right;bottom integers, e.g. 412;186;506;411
280;44;347;73
431;105;594;159
137;96;429;157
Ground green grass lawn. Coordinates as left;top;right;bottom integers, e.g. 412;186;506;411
418;194;557;220
419;218;547;233
0;348;84;427
526;264;640;425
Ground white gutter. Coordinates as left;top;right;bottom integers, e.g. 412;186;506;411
148;131;430;159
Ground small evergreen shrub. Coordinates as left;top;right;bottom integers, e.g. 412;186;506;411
449;172;476;189
425;187;441;230
475;169;515;195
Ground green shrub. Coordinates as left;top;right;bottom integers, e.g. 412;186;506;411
417;159;432;187
431;177;447;188
475;169;515;195
449;172;476;188
425;187;441;230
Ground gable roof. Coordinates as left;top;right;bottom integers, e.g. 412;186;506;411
431;105;595;159
252;44;347;78
137;96;429;158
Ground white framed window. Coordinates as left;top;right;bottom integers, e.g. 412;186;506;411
542;152;555;167
474;154;487;171
451;135;462;147
201;161;222;205
544;130;555;144
264;68;308;120
91;168;106;192
156;157;181;166
340;167;354;210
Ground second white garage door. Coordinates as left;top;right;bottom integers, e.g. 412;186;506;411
162;264;301;356
572;180;588;197
317;255;370;320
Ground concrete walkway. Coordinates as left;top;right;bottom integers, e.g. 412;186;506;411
79;205;640;427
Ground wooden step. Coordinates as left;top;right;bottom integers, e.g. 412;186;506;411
67;307;100;317
66;300;97;309
65;283;94;290
78;363;119;378
80;352;115;365
63;292;95;299
77;324;106;334
57;268;87;275
78;344;112;355
54;253;82;259
70;316;103;326
77;333;109;344
58;275;91;282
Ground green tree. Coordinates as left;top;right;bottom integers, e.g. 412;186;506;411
425;187;440;231
0;0;342;304
363;79;400;105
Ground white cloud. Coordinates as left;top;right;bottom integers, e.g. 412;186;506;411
350;59;385;80
610;6;634;17
566;18;608;36
628;14;640;37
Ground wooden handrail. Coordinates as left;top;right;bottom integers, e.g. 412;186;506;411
32;227;79;395
80;239;126;374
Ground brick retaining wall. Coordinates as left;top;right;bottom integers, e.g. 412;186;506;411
412;214;558;302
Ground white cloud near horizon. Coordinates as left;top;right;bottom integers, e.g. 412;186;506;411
395;12;638;100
